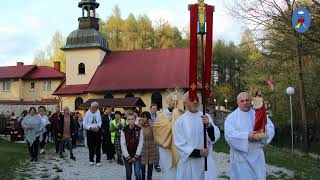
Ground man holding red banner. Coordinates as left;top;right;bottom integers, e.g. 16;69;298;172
183;1;217;179
174;92;220;180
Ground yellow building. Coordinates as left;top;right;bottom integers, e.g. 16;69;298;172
0;62;65;114
53;0;191;113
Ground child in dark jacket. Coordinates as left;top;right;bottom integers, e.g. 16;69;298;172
121;113;144;180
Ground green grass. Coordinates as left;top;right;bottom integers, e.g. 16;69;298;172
0;139;28;180
265;145;320;179
213;137;320;180
213;136;229;153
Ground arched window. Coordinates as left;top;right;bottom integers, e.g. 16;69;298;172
125;93;134;98
78;63;85;74
151;92;162;110
75;97;83;110
104;93;113;98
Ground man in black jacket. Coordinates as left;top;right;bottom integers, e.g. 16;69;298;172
58;106;76;160
101;106;116;162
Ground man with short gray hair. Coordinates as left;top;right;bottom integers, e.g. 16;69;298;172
174;91;220;180
83;101;102;166
224;92;275;180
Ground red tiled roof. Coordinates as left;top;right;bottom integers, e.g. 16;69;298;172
86;48;190;92
0;65;65;80
0;99;59;105
24;66;65;79
53;83;88;95
0;65;36;79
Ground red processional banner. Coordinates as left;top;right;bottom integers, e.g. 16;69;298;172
189;4;199;101
189;4;213;100
204;4;213;98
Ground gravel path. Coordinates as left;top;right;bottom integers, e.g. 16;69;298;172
14;147;294;180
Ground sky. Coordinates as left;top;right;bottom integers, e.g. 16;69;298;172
0;0;244;66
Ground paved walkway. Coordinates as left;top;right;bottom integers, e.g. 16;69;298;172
13;146;294;180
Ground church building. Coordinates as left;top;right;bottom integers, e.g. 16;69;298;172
53;0;191;113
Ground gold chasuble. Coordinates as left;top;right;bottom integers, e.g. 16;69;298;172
153;108;183;168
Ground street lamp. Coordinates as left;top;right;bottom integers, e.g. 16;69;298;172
214;99;217;109
286;87;295;155
224;99;228;110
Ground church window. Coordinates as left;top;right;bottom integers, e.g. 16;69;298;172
104;93;113;98
78;63;85;74
125;93;134;98
151;92;162;110
75;97;84;110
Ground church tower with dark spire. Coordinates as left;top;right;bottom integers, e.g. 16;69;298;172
62;0;111;86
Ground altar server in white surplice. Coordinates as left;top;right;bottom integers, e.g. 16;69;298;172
174;92;220;180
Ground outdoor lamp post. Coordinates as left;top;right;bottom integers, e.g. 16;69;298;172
224;99;228;110
214;99;217;109
286;87;295;155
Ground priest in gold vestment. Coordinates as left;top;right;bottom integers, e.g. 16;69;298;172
153;89;183;180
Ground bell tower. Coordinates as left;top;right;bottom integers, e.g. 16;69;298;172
78;0;100;30
62;0;111;85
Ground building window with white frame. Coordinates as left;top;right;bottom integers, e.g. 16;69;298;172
43;80;51;91
30;81;35;91
2;80;11;91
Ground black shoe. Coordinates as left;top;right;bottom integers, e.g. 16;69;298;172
30;158;34;162
117;158;123;165
155;167;161;172
34;158;38;162
70;156;76;161
154;165;161;172
59;154;64;158
117;158;124;165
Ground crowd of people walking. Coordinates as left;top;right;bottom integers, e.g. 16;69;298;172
21;105;84;162
19;101;163;180
19;90;275;180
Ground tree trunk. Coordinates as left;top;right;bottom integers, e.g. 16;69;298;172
296;40;309;153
